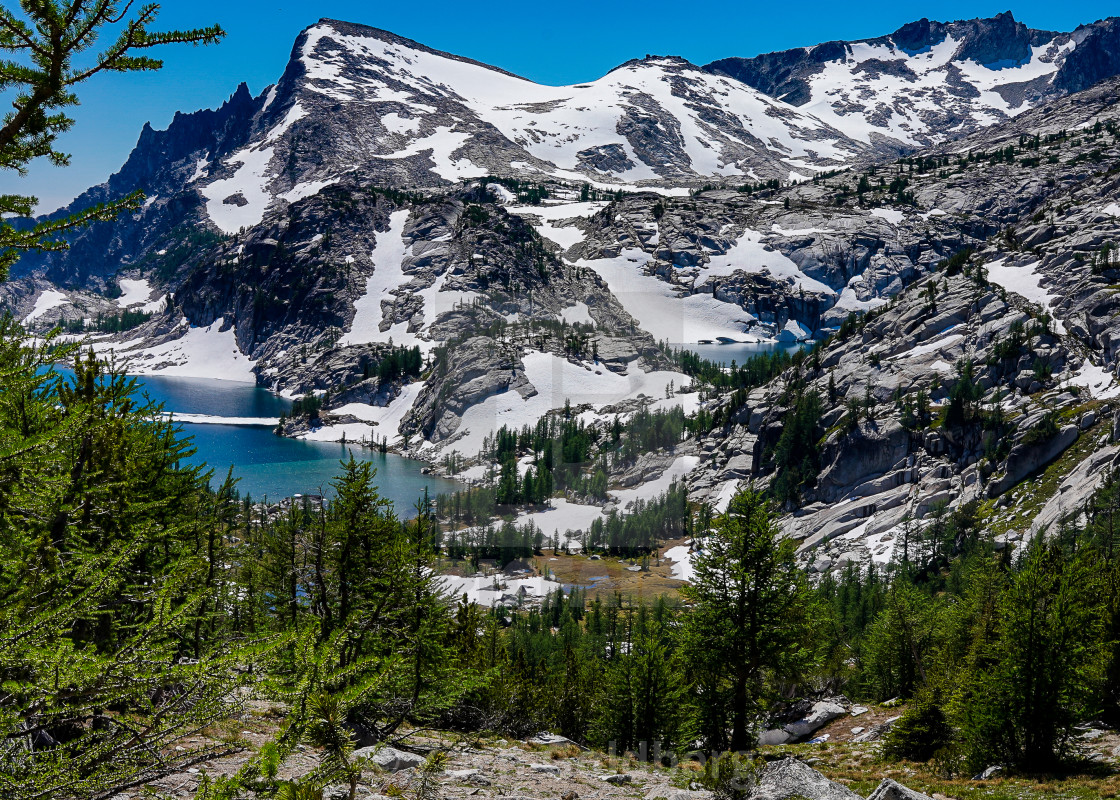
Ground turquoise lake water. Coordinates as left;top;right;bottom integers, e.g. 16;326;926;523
46;339;808;508
54;370;461;511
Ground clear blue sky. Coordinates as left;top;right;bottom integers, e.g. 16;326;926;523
5;0;1119;212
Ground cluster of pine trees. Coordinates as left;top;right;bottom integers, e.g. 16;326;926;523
0;320;807;797
62;308;154;334
0;323;481;798
363;344;423;384
437;489;815;755
483;406;689;508
4;314;1120;797
439;478;692;563
817;484;1120;773
440;478;1120;777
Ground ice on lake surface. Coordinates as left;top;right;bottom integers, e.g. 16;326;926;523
52;368;461;511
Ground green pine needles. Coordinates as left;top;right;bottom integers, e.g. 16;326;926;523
0;323;256;799
0;1;224;278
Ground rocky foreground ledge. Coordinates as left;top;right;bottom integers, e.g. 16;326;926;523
123;709;1120;800
136;740;934;800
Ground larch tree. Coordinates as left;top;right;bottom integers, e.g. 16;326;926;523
0;4;228;798
0;0;223;279
682;488;813;751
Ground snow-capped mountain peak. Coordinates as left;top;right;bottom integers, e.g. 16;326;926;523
182;18;878;235
707;11;1120;147
22;13;1120;278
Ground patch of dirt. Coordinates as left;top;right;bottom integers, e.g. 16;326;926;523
436;539;690;602
814;704;903;744
135;730;704;800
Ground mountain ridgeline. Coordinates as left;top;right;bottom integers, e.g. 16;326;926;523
16;11;1120;285
707;12;1120;123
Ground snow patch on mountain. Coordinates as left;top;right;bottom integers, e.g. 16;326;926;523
380;126;486;181
700;229;836;294
439;573;562;608
490;455;701;551
439;350;689;457
281;178;341;204
339;210;458;353
664;544;697;581
612;455;699;508
116;279;153;308
798;34;1077;146
341;210;413;347
559;302;593;326
382;112;421;135
202;146;276;234
1067;360;1120;400
23;290;69;323
266;103;308;143
580;250;758;342
506;201;608;251
110;318;256;382
870;207;905;225
983;259;1065;332
300;381;427;446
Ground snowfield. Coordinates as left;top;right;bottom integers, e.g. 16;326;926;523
801;33;1075;146
509;500;616;551
611;455;699;509
983;259;1066;333
663;544;697;581
294;21;859;188
895;331;966;360
202;145;277;234
23;290;69;323
102;318;257;382
339;210;464;353
438;573;562;608
559;302;594;326
870;208;905;225
115;278;166;314
466;455;701;553
116;279;152;307
341;210;413;347
579;251;758;343
700;229;836;295
1067;360;1120;400
296;382;425;446
440;350;691;457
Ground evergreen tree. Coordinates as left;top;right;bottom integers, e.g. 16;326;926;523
957;537;1110;770
682;489;812;750
769;390;823;505
0;326;254;799
862;580;938;700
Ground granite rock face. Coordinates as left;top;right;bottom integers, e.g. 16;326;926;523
683;77;1120;572
865;779;934;800
352;745;425;772
749;758;862;800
